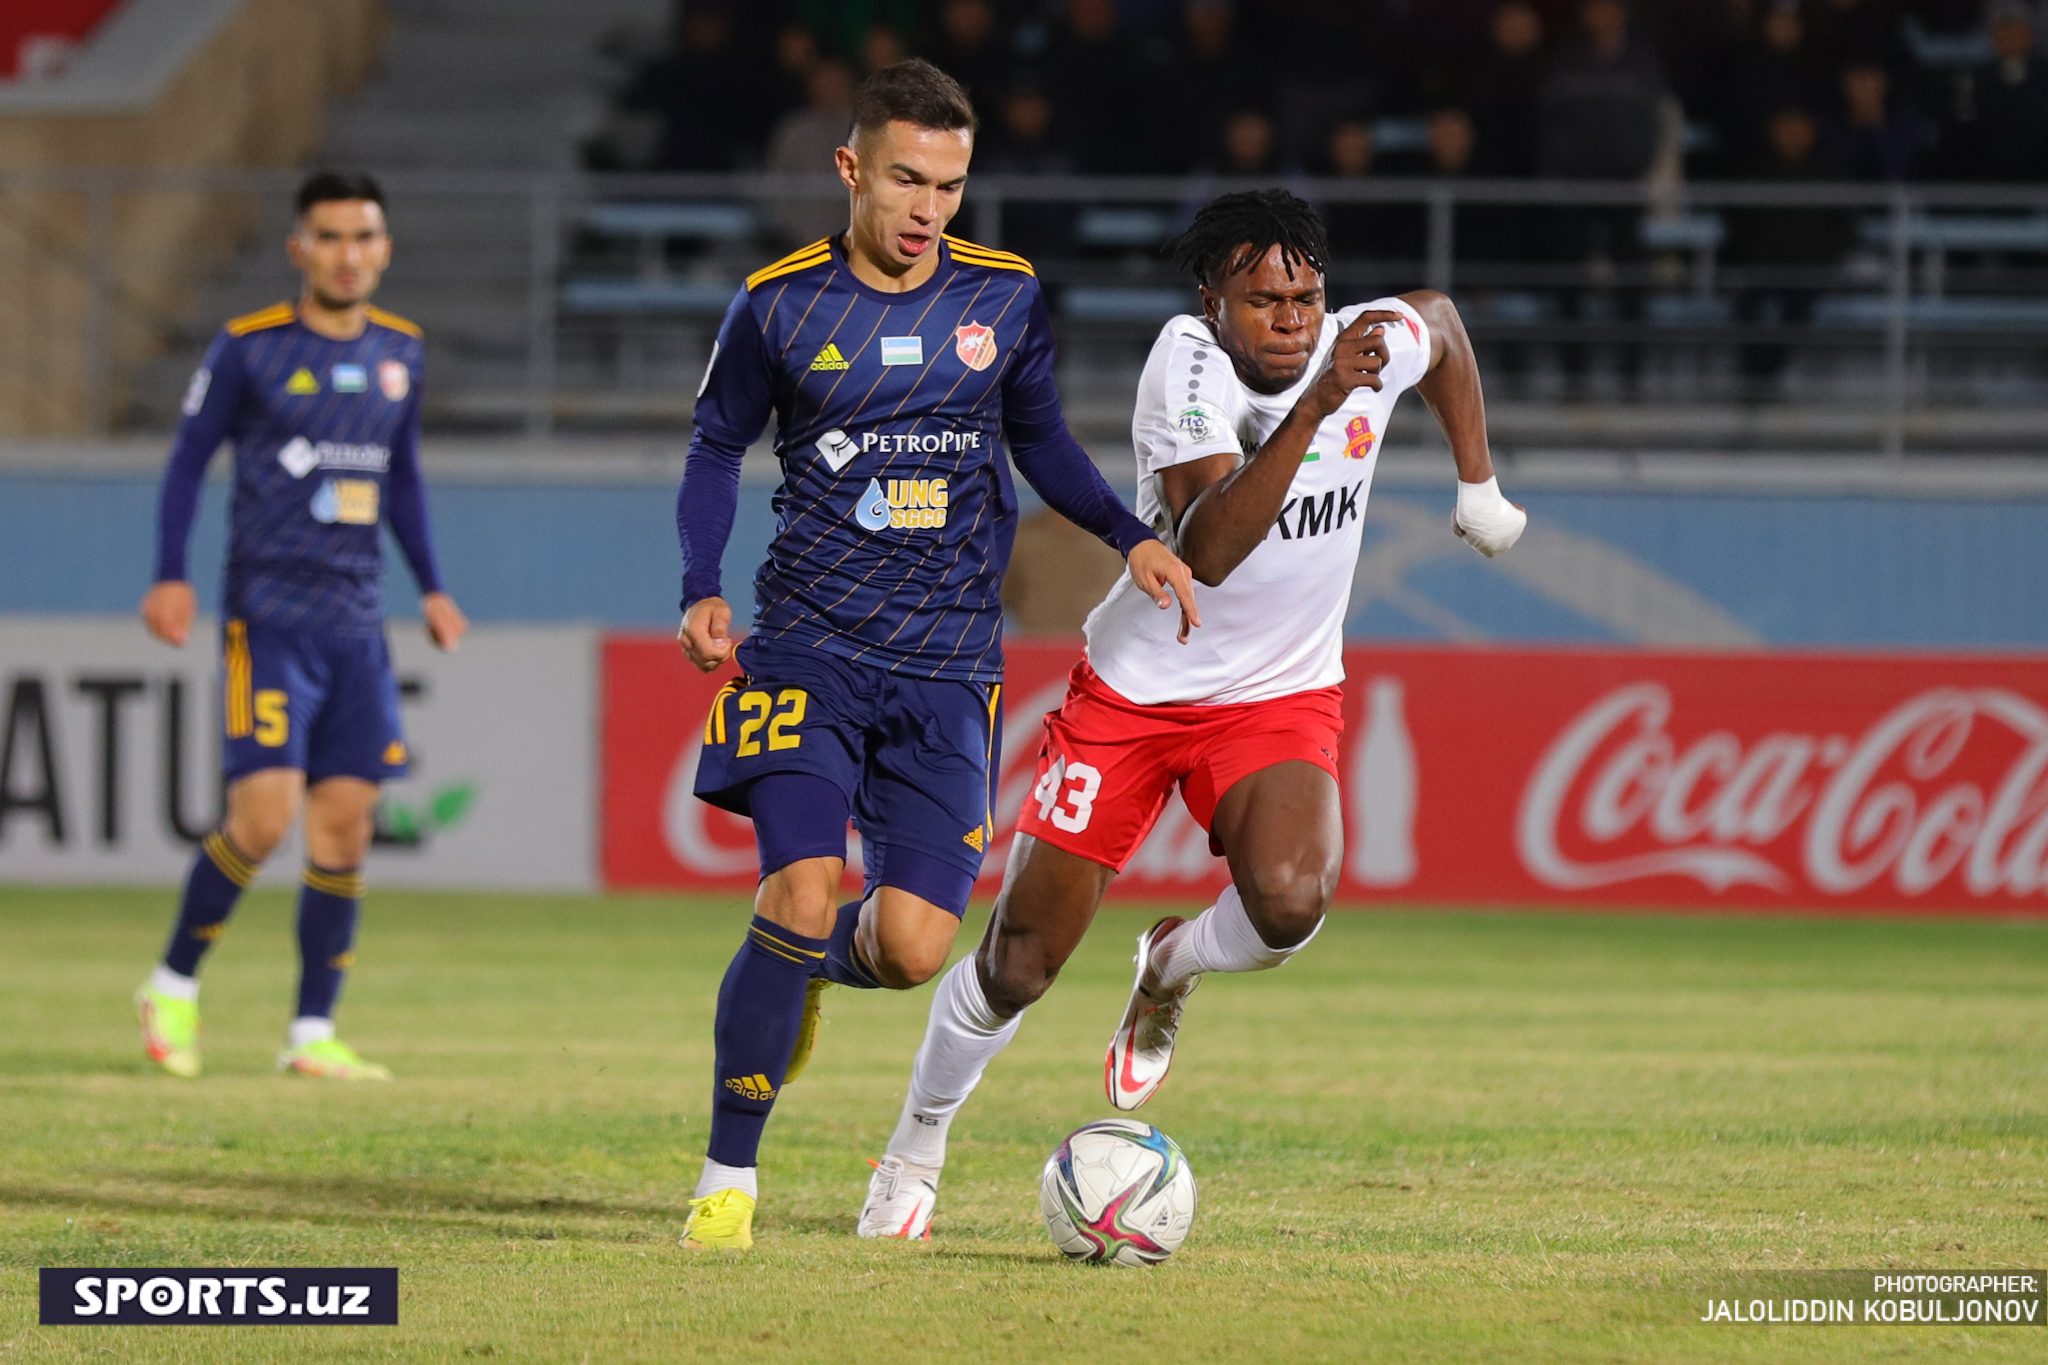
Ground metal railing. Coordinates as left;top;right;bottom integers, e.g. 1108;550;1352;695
5;168;2048;452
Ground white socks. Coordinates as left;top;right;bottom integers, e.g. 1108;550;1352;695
1150;884;1321;994
149;965;198;1002
695;1158;758;1200
885;955;1022;1168
288;1016;335;1049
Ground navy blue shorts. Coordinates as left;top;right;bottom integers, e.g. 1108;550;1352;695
694;637;1000;909
221;619;408;785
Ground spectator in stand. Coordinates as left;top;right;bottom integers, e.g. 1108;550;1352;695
1726;107;1857;393
1820;60;1934;179
1723;1;1826;173
982;82;1077;255
861;24;907;73
1320;119;1406;259
1427;104;1527;264
1470;1;1550;177
1539;0;1667;182
1044;0;1142;171
624;4;756;171
1148;0;1261;173
1218;109;1280;175
759;24;822;138
1256;0;1382;167
925;0;1010;126
1541;0;1666;393
1428;106;1479;177
765;56;856;246
1946;0;2048;179
792;0;920;63
1805;0;1904;77
1661;0;1764;125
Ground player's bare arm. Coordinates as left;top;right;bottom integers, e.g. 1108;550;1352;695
1398;289;1527;557
1161;252;1394;589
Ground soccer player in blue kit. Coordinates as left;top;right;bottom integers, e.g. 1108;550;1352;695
134;172;467;1082
673;60;1198;1248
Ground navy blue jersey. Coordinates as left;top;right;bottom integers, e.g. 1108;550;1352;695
154;303;443;637
678;234;1152;684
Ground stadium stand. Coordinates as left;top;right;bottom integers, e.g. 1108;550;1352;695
0;0;382;436
6;0;2048;449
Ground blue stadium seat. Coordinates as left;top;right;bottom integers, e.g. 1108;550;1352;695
1059;286;1193;322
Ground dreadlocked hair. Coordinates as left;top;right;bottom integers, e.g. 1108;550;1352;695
1162;189;1330;290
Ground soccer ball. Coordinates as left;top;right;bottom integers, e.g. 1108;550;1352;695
1039;1119;1197;1266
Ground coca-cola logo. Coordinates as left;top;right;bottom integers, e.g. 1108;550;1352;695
1517;683;2048;900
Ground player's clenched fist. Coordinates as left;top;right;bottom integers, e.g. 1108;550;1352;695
1303;309;1400;418
678;596;735;672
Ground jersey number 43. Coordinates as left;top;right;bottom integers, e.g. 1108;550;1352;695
1033;755;1101;833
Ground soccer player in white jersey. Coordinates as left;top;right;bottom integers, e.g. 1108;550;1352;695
857;190;1526;1238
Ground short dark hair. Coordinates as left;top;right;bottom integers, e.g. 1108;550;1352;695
850;58;977;141
1163;189;1330;290
294;170;386;219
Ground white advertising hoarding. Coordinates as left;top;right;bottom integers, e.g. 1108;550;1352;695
0;617;596;890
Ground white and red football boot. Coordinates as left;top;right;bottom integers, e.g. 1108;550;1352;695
1104;916;1198;1111
856;1154;940;1240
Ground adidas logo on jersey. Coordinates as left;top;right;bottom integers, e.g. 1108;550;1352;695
963;825;986;852
810;344;851;371
286;368;320;395
724;1073;778;1101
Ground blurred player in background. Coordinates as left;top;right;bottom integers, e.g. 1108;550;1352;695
860;190;1528;1238
673;59;1196;1249
134;171;466;1082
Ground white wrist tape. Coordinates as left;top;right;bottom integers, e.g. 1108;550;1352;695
1453;476;1527;558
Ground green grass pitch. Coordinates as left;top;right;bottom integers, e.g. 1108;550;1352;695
1;887;2044;1363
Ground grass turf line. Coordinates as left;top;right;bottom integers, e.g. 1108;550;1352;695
0;887;2043;1363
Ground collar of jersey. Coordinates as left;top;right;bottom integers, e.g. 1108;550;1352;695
826;232;955;307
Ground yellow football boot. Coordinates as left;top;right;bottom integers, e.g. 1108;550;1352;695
680;1188;756;1250
135;985;201;1079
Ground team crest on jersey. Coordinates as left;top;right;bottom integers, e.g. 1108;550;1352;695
285;367;320;395
378;360;410;402
954;322;998;372
1344;414;1375;460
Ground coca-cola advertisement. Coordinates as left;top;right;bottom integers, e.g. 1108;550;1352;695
602;636;2048;914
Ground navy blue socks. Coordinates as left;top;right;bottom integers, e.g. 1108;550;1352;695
706;916;827;1168
161;830;257;977
822;900;882;988
294;864;364;1022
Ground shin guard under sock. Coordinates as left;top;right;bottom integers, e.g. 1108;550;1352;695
706;916;827;1168
294;864;364;1022
161;830;258;978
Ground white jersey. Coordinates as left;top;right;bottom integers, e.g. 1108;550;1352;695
1083;298;1432;706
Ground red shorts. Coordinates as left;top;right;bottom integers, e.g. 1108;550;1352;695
1015;660;1345;871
